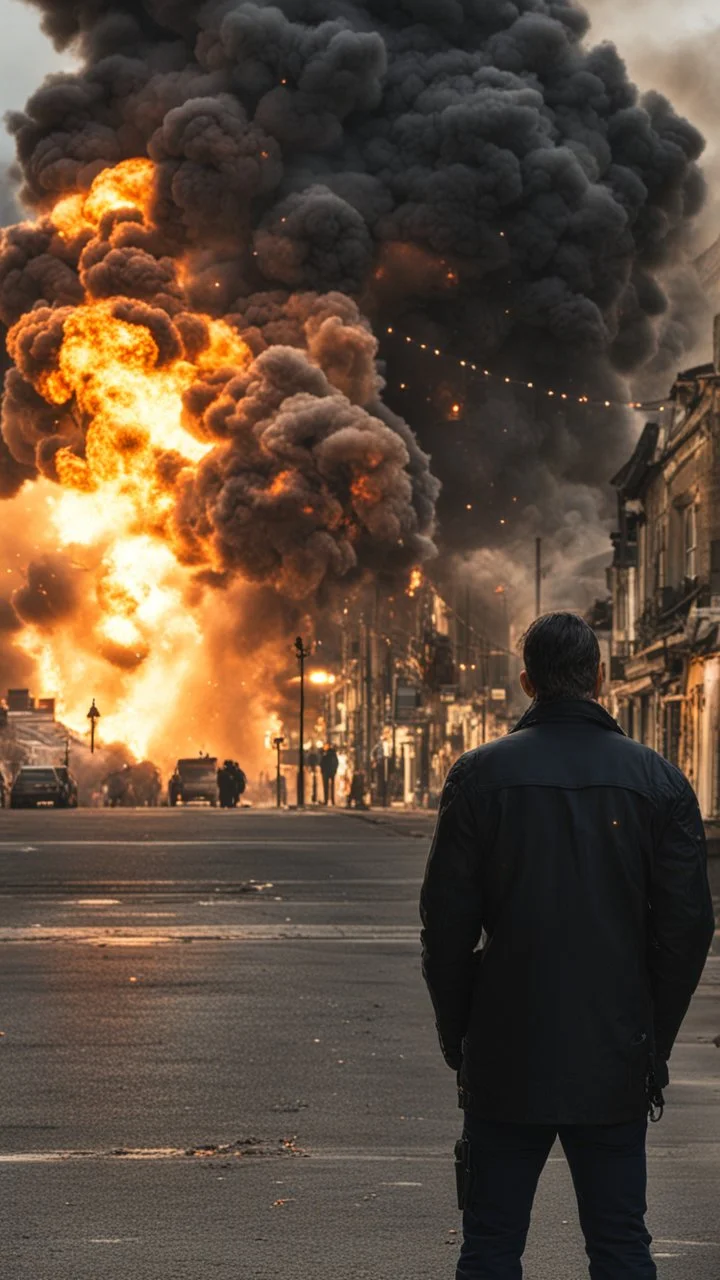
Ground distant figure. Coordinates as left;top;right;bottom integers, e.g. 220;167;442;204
347;769;368;810
217;762;233;808
229;761;247;806
307;749;320;804
320;744;339;806
218;760;247;808
104;765;135;807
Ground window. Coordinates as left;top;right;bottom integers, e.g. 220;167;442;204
683;504;697;582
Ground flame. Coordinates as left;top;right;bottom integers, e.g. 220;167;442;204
267;470;294;498
406;566;423;598
51;158;155;239
351;475;382;505
5;158;257;761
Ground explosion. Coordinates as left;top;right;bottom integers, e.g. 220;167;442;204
0;148;437;756
0;0;709;761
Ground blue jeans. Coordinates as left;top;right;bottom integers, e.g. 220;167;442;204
457;1115;656;1279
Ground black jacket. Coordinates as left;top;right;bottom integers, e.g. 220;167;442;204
420;699;715;1124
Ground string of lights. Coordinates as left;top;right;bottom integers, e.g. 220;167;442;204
383;326;669;415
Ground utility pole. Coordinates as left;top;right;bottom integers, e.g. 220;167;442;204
294;637;311;808
87;699;100;754
64;737;70;769
535;537;543;618
273;736;285;809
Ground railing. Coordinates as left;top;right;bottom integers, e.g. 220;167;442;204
634;580;705;649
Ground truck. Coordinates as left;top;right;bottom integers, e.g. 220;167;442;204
168;756;219;807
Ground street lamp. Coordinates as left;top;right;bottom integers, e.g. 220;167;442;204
87;699;101;753
273;735;285;809
294;637;311;808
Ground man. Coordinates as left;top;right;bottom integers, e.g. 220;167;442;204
229;760;247;807
320;743;339;805
420;612;715;1279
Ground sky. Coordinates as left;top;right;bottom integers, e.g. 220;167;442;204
0;0;719;240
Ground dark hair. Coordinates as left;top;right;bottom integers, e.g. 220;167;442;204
521;612;600;702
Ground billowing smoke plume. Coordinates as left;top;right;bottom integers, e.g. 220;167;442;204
0;0;709;744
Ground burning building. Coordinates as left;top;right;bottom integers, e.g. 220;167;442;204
0;0;710;767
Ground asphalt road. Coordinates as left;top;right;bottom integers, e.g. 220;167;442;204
0;808;718;1280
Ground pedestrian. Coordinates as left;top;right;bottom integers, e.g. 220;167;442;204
217;761;234;808
420;612;715;1280
230;761;247;806
319;744;339;806
307;748;320;804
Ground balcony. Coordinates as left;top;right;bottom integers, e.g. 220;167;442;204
635;580;705;648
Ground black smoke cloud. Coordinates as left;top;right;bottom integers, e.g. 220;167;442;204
11;553;82;627
1;0;709;590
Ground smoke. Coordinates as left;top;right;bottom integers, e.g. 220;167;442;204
11;552;82;626
586;3;719;242
581;2;720;379
0;0;711;746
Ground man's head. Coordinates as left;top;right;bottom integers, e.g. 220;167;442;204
520;612;603;703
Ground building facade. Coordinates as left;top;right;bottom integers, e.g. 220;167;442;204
608;344;720;821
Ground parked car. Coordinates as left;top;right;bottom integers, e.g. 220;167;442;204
10;765;76;809
169;757;219;806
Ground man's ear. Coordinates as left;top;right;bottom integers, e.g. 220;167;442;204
520;669;535;700
595;661;606;699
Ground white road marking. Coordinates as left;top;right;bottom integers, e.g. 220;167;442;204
654;1239;720;1248
87;1238;140;1244
72;898;121;906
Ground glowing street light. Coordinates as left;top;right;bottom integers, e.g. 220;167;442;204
308;670;336;687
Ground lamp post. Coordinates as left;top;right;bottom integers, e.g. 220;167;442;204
273;735;285;809
294;637;311;808
87;699;101;754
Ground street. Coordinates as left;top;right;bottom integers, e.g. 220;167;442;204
0;809;718;1280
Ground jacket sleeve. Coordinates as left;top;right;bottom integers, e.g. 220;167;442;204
419;762;484;1070
648;779;716;1064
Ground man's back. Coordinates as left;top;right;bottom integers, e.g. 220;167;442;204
421;697;715;1125
420;614;715;1280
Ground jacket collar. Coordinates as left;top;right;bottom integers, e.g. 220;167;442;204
511;698;625;736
